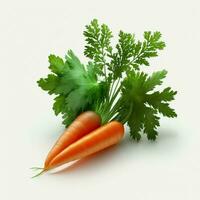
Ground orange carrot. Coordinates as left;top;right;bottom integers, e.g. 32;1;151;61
44;111;101;168
47;121;124;170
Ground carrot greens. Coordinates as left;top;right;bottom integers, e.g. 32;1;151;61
38;19;177;141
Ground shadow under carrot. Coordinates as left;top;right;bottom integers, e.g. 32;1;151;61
50;144;119;175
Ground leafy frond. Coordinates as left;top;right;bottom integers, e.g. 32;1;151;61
38;50;105;126
38;19;176;140
119;70;177;140
84;19;112;76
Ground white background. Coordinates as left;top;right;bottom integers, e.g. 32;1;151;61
1;0;200;199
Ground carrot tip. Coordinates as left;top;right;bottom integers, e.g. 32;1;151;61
31;169;46;178
30;166;47;178
30;167;44;170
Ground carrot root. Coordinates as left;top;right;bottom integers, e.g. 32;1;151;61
44;111;101;168
48;121;124;169
33;113;124;176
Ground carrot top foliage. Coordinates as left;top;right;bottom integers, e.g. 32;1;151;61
38;19;177;141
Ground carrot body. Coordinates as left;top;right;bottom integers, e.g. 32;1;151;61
44;111;101;168
47;121;124;170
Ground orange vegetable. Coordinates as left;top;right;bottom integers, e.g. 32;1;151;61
32;121;124;177
47;121;124;170
44;111;101;168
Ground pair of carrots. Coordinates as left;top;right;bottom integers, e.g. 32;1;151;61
33;111;124;177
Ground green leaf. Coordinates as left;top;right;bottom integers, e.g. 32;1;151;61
37;74;59;94
143;107;160;140
109;31;136;78
127;106;144;141
128;117;143;141
156;103;177;117
145;87;177;118
65;50;85;71
118;70;177;140
48;55;67;75
84;19;112;76
160;87;177;101
144;70;167;92
132;31;166;68
53;95;66;115
144;31;151;40
38;50;105;126
150;32;165;49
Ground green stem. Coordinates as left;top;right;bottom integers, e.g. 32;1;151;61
99;40;108;83
99;83;122;124
109;79;115;98
111;78;120;101
106;100;121;121
103;64;107;82
109;83;122;107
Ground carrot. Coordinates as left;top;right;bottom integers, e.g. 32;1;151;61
44;111;101;168
47;121;124;170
